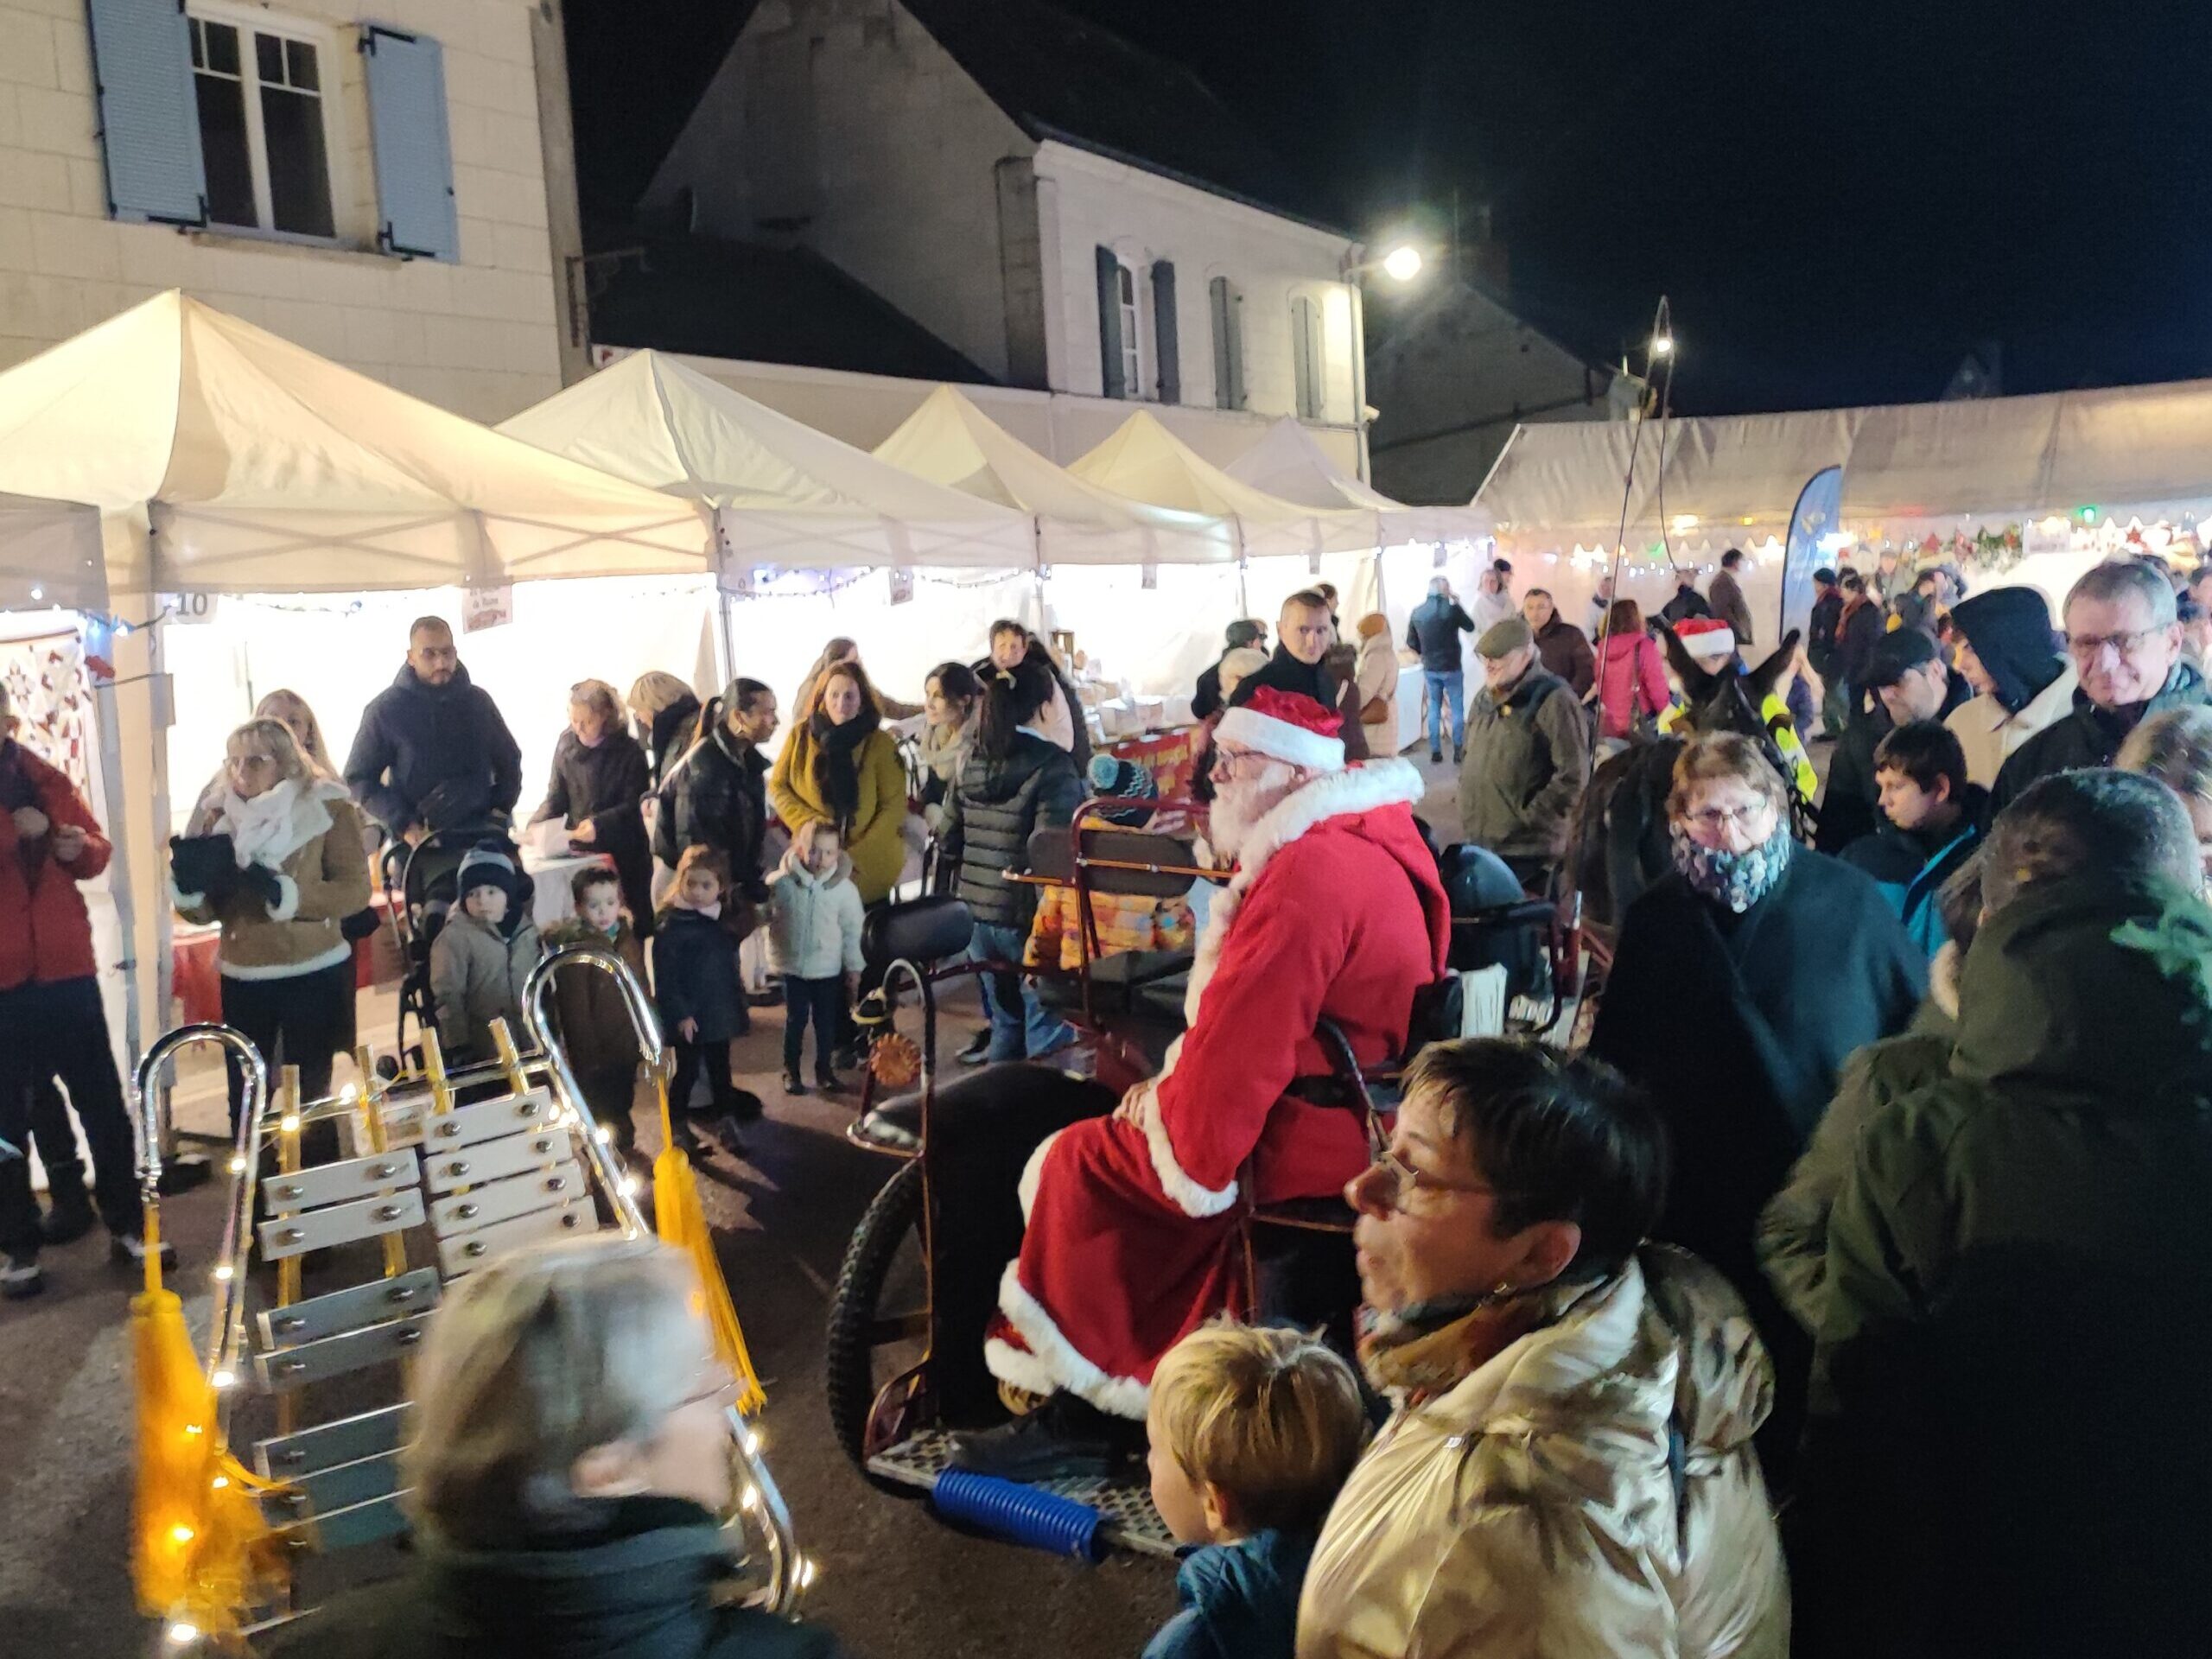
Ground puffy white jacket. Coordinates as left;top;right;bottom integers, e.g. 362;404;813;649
1944;660;2078;789
1300;1247;1789;1659
765;846;866;982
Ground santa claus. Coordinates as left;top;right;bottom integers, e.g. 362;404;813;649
950;686;1449;1479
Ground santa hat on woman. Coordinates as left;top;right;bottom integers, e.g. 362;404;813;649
1675;616;1738;664
1215;687;1346;772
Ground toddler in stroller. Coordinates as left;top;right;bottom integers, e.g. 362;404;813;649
385;831;537;1066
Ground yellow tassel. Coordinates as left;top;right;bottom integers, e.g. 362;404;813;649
131;1286;289;1639
653;1141;766;1414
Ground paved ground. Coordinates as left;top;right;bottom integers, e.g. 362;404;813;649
0;754;1468;1657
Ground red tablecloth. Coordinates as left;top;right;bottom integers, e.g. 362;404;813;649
1108;727;1198;799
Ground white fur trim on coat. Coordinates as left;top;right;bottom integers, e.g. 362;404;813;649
1181;759;1427;1027
266;872;301;924
1127;1076;1239;1218
990;1261;1154;1420
1216;702;1346;772
1017;1128;1065;1223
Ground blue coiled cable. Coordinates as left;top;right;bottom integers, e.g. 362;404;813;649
931;1470;1106;1560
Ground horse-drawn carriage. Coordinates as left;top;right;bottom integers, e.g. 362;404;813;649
131;947;804;1649
818;791;1577;1555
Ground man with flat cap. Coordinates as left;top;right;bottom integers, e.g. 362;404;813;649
1457;614;1589;887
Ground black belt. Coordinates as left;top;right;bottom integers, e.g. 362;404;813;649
1283;1075;1365;1110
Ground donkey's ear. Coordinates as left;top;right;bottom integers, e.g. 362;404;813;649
1657;623;1716;703
1746;628;1802;701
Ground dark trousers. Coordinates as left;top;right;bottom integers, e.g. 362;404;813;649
220;959;355;1143
783;976;844;1077
670;1039;740;1122
0;976;142;1258
575;1066;638;1152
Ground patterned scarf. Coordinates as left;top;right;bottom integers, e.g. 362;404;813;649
1355;1289;1554;1405
1670;818;1792;913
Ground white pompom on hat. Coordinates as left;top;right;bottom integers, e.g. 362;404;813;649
1675;617;1737;663
1215;686;1346;772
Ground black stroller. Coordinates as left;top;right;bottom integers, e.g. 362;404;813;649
374;825;536;1065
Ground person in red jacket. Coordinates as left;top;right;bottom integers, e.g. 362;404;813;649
0;683;156;1299
950;689;1449;1480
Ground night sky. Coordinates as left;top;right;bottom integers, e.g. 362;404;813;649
566;0;2212;414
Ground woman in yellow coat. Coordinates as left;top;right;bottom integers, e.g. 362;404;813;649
769;659;908;906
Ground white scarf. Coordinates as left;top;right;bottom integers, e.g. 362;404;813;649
215;777;333;870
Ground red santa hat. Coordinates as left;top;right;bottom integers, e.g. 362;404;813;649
1675;616;1737;664
1215;686;1345;772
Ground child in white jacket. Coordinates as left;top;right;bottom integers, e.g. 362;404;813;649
766;820;866;1096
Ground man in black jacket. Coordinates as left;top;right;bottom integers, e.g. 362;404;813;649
1806;568;1844;730
345;617;521;844
654;678;778;905
1229;590;1369;760
1990;557;2210;812
1405;577;1476;763
1816;630;1971;855
1659;572;1713;626
1191;619;1265;721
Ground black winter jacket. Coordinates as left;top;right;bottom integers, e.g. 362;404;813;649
264;1497;837;1659
1807;589;1844;672
651;906;745;1044
654;702;771;899
536;727;654;931
943;733;1084;930
344;662;522;836
1989;661;2212;813
1405;595;1476;672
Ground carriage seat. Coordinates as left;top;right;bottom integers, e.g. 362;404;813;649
861;894;976;978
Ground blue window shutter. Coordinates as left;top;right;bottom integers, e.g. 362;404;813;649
1150;260;1179;404
86;0;207;226
363;26;459;261
1210;276;1243;410
1095;245;1125;399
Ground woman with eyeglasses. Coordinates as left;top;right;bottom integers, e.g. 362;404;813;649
1300;1037;1788;1659
1588;730;1922;1484
266;1236;840;1659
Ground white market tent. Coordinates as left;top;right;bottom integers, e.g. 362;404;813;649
0;293;719;1072
1070;410;1380;560
0;293;709;595
499;351;1038;571
0;489;105;611
1477;378;2212;630
1224;416;1493;550
873;386;1234;565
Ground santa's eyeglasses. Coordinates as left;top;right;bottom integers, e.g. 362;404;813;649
1209;746;1274;780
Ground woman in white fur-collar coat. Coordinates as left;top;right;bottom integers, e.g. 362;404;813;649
172;717;371;1135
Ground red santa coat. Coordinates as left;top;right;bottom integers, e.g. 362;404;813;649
986;760;1449;1417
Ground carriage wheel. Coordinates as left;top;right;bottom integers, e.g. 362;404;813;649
823;1158;931;1477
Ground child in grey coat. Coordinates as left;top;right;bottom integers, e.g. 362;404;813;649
429;847;543;1065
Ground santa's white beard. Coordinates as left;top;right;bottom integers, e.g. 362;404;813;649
1210;763;1300;860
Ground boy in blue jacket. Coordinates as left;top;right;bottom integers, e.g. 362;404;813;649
1142;1324;1367;1659
1840;720;1987;957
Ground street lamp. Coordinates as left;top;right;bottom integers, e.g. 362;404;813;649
1382;245;1423;283
1650;332;1675;358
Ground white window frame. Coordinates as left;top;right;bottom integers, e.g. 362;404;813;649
1113;255;1147;403
187;2;349;245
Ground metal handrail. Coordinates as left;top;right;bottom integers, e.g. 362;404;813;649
520;944;805;1616
135;1025;270;1405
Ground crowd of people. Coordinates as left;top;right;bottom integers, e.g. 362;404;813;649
7;540;2211;1659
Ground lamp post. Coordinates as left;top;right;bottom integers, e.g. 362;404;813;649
1342;241;1427;485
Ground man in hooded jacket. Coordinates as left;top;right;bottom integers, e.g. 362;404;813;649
1942;584;2075;787
1798;770;2212;1659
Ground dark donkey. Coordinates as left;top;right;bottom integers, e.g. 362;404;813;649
1568;625;1813;942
